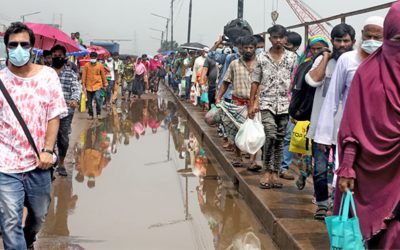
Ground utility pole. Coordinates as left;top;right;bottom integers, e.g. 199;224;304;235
238;0;244;19
187;0;193;43
171;0;174;50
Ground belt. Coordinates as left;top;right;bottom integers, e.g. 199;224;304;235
232;95;250;106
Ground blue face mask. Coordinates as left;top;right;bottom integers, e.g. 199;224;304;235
232;47;239;54
8;46;31;67
90;59;97;64
256;48;264;55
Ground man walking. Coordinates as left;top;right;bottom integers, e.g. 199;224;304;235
0;22;68;249
111;52;124;104
82;52;108;119
249;25;297;189
305;23;356;220
216;35;259;169
50;44;82;177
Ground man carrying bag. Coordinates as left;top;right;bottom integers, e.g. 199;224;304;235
0;22;68;250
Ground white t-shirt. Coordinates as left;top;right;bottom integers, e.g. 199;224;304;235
105;60;115;81
305;56;337;140
184;58;192;77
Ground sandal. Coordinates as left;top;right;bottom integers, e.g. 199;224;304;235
314;206;328;220
271;172;283;188
231;157;243;168
296;170;308;190
259;182;273;189
247;163;262;172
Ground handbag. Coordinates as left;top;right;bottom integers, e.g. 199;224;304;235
289;120;312;155
325;190;365;250
0;79;57;166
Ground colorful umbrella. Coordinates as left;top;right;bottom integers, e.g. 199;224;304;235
86;45;110;60
25;22;80;52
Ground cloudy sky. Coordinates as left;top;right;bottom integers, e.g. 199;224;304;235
1;0;392;55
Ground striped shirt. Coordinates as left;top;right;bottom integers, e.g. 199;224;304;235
59;66;81;114
223;58;255;99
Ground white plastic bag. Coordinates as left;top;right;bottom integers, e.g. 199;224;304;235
235;114;265;154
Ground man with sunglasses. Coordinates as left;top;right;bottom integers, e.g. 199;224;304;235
0;22;68;249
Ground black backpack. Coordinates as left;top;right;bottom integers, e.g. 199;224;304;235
223;18;253;44
289;60;315;121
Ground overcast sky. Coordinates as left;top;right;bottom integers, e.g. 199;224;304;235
1;0;392;55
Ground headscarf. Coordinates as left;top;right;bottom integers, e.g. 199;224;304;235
135;58;146;75
335;1;400;240
297;35;330;65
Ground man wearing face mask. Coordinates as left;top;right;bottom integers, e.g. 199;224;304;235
50;45;82;177
254;34;265;56
82;52;108;119
304;23;356;220
0;22;68;250
216;35;259;168
313;16;384;195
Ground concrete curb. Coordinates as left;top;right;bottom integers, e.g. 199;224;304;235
165;85;329;250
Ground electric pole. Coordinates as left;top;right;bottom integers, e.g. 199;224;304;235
187;0;193;43
238;0;244;19
171;0;174;50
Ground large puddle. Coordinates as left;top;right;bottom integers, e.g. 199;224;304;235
36;87;276;250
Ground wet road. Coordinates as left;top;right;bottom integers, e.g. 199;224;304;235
35;86;277;250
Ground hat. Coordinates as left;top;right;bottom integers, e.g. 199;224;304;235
203;47;210;52
364;16;384;28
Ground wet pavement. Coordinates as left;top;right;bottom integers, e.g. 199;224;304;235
32;86;277;250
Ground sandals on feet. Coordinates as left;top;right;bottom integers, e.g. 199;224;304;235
231;157;243;168
259;182;273;189
314;206;329;220
247;163;262;172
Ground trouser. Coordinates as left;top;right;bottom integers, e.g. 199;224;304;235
106;80;114;103
185;76;191;99
208;85;216;108
280;120;295;173
312;142;336;207
87;90;102;117
57;113;74;159
112;80;120;102
261;110;289;172
0;168;52;249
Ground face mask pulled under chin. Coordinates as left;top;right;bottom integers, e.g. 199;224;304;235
8;46;31;67
361;39;383;54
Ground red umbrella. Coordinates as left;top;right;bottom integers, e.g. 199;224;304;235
86;45;110;60
25;22;80;52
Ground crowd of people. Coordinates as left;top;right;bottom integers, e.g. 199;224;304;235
0;1;399;248
161;3;400;249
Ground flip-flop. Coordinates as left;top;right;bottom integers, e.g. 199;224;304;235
272;182;283;189
247;164;262;172
314;207;328;220
259;182;273;189
231;158;243;168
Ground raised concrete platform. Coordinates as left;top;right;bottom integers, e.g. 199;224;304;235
166;87;330;250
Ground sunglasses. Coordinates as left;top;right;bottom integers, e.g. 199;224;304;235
7;41;31;49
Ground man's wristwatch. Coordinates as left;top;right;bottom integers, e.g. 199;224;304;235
42;148;54;155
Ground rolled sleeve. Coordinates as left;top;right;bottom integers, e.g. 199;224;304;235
251;58;262;84
223;63;234;84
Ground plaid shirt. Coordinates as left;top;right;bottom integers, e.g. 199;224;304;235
252;49;297;115
59;66;81;114
223;58;254;99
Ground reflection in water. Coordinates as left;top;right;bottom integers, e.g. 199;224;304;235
39;91;274;249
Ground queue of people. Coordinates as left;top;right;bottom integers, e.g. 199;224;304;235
163;4;400;248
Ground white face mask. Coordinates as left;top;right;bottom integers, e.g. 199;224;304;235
361;39;383;54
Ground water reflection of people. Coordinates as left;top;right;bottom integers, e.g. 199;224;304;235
41;179;78;237
78;122;111;188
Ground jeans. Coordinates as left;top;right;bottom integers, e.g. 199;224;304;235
185;76;191;100
208;85;216;108
280;121;295;173
312;142;336;207
106;80;114;103
87;90;102;117
57;113;74;159
0;168;52;249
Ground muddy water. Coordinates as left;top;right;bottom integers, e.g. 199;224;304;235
36;87;276;250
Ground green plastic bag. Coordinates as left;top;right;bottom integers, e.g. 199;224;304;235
200;92;209;104
325;190;365;250
100;88;106;98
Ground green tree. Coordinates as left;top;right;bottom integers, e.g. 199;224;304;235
158;41;179;52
